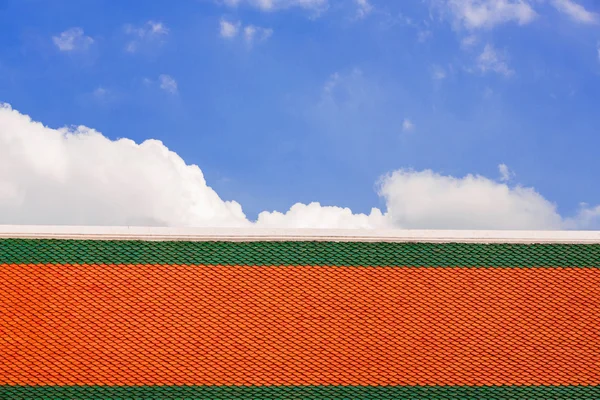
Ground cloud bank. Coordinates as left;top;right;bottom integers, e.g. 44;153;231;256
1;104;598;229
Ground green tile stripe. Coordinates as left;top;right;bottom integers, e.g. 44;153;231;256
0;239;599;267
1;386;599;399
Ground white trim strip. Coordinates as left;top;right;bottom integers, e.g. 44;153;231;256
0;225;599;243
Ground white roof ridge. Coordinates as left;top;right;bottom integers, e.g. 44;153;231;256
0;225;599;243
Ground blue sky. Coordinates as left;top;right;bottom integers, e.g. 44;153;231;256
0;0;599;229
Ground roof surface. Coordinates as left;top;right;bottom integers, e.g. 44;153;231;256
1;227;600;399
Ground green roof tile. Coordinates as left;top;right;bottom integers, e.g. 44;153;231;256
0;239;598;267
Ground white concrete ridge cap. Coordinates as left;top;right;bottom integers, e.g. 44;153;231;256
0;225;599;243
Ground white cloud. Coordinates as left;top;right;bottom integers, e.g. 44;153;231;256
498;163;514;181
432;65;447;80
93;87;108;98
1;104;598;230
158;75;178;94
436;0;537;30
92;87;112;102
402;118;415;132
319;68;367;108
378;169;564;229
219;19;272;44
220;0;328;12
90;87;118;105
355;0;374;19
220;19;241;38
52;28;94;52
244;25;274;43
124;21;168;53
461;34;478;48
0;104;247;227
257;203;386;228
93;87;108;97
477;43;514;76
417;30;433;42
551;0;598;24
565;204;600;229
323;72;341;94
142;75;178;93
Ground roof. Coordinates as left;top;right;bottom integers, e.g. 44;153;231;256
2;226;600;399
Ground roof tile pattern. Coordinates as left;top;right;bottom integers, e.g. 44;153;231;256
1;239;599;266
1;239;600;399
3;385;600;399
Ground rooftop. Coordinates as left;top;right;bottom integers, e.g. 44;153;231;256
1;225;599;243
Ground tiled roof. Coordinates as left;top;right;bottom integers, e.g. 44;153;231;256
1;228;600;399
1;238;600;266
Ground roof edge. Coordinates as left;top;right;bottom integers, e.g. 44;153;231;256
0;225;599;243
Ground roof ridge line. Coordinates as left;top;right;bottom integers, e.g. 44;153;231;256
0;225;599;243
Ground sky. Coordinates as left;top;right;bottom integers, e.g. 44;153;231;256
0;0;599;229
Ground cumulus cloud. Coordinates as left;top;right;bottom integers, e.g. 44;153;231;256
551;0;598;24
124;21;168;53
52;28;94;52
477;43;514;76
379;169;563;230
435;0;537;30
257;203;386;229
0;104;247;227
1;104;598;229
